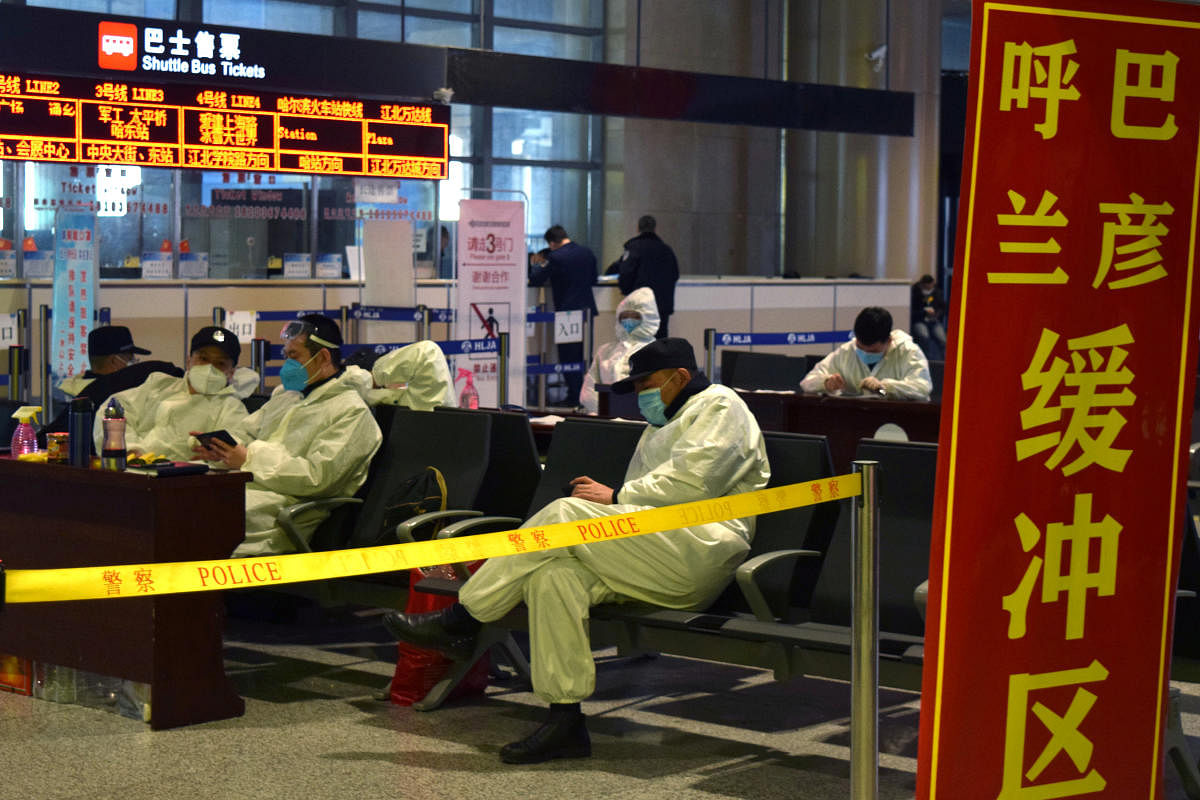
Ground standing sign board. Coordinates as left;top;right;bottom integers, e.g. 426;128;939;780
50;211;98;384
918;2;1200;797
455;199;526;407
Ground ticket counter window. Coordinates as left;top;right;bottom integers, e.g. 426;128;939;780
315;174;439;279
20;162;174;278
180;170;311;279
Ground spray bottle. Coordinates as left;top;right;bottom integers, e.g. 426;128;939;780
456;367;479;410
9;406;41;455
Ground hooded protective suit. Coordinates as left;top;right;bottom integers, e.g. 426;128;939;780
458;381;770;703
799;329;932;400
92;367;257;461
231;365;382;557
367;341;456;410
579;288;660;414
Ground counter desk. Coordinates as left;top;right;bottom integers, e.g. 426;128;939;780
734;390;942;471
0;459;250;729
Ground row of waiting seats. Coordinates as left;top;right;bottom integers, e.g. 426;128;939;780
269;400;941;708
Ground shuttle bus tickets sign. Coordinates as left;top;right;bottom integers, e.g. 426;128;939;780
917;2;1200;798
0;69;449;179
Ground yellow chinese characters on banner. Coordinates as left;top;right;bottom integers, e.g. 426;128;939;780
918;3;1200;799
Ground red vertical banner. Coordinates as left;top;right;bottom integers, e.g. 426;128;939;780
918;1;1200;798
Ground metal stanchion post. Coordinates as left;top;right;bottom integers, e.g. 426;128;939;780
582;308;593;365
497;332;509;408
16;309;28;402
7;346;24;402
339;306;350;343
704;328;716;378
418;304;430;341
212;306;226;327
39;304;52;420
250;338;267;394
850;459;880;800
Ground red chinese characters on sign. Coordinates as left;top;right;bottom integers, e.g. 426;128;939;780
918;3;1200;799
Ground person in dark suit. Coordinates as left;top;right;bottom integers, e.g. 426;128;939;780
529;225;597;407
42;325;183;437
608;215;679;338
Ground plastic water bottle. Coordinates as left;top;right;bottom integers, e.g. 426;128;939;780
456;367;479;409
9;405;41;455
101;397;127;471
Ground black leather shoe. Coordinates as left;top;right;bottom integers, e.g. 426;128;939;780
499;712;591;764
381;607;479;662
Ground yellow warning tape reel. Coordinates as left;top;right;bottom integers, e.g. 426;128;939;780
4;473;861;604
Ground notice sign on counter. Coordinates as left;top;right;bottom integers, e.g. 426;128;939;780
0;250;14;278
140;251;172;279
918;2;1200;798
50;211;98;382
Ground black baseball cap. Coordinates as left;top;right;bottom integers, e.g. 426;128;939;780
190;326;240;364
611;338;698;394
89;325;150;357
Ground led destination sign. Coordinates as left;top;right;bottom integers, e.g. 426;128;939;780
0;71;449;179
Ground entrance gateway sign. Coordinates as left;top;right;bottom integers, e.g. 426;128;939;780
918;1;1200;798
0;6;450;179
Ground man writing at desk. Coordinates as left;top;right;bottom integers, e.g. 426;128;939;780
800;306;932;401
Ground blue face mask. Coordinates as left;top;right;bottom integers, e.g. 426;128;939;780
856;348;884;367
638;387;669;426
620;318;640;334
279;352;318;392
637;373;678;426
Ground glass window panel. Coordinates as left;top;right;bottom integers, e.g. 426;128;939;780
490;165;592;254
494;0;601;27
403;0;474;11
203;0;335;35
492;25;599;61
439;160;471;222
492;107;590;162
404;15;476;48
357;10;404;43
19;163;177;279
0;162;15;279
448;105;474;157
180;171;311;279
28;0;175;16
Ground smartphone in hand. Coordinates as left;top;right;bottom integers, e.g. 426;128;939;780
195;429;237;449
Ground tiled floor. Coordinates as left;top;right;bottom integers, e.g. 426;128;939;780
0;602;1195;800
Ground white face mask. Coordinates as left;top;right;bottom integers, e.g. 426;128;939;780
187;363;229;395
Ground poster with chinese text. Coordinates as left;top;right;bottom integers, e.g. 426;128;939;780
917;2;1200;798
455;199;526;407
51;210;97;385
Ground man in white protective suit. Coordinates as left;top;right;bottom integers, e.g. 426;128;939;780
383;337;770;764
367;340;456;410
578;286;659;414
799;306;932;400
94;326;256;462
193;314;382;557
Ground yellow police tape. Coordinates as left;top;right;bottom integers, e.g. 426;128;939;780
4;473;860;604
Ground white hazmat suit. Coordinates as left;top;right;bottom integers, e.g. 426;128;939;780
367;341;456;410
458;381;770;703
231;365;382;557
578;287;659;414
799;329;932;400
92;368;256;460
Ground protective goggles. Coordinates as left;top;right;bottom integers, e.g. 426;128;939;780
280;320;339;349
